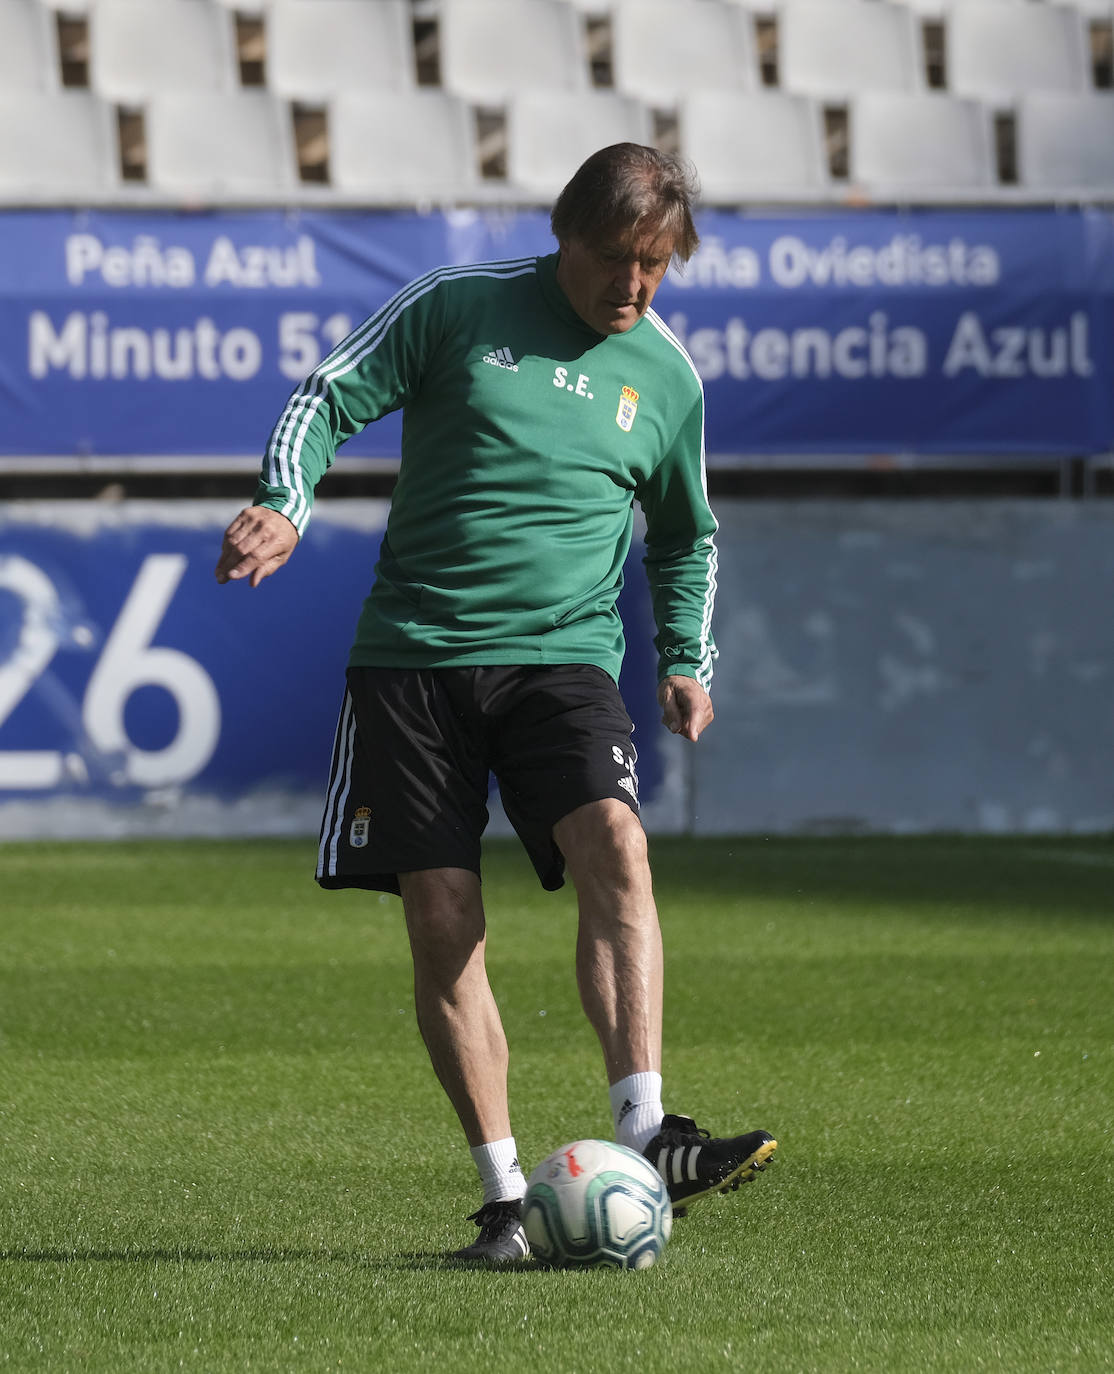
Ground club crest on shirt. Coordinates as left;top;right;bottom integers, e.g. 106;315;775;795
349;806;372;849
615;385;639;432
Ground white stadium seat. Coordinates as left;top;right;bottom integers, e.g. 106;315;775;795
145;91;298;201
89;0;238;103
506;90;652;200
778;0;924;100
265;0;414;102
0;0;59;89
0;90;119;202
329;90;481;204
848;91;995;200
1016;91;1114;195
882;0;951;16
680;90;829;202
438;0;588;103
610;0;759;107
890;0;1036;9
1045;0;1114;18
947;0;1090;103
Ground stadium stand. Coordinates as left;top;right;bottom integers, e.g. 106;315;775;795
1;0;1111;508
506;89;653;199
265;0;415;103
0;0;1110;207
145;90;298;202
679;90;830;201
609;0;759;107
0;0;59;89
848;90;996;200
329;89;482;203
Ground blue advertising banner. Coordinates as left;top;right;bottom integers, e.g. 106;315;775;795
0;207;1111;460
0;503;668;836
6;499;1112;840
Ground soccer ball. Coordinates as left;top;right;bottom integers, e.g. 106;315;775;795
523;1138;673;1269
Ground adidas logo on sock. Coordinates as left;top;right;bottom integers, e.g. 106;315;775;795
617;1097;635;1123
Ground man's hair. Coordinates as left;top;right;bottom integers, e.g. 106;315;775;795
550;143;701;264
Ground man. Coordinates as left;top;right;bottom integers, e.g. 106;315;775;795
216;144;776;1264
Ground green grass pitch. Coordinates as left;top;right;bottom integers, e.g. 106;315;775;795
1;835;1112;1372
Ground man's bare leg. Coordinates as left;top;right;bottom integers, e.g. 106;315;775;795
552;799;663;1082
400;867;529;1262
399;866;511;1147
554;798;777;1208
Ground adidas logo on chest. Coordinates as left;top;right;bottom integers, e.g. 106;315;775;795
482;346;519;373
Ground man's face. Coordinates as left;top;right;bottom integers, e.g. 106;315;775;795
555;227;676;335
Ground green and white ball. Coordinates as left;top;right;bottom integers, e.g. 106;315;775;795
523;1139;673;1269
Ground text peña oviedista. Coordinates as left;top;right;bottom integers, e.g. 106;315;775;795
668;234;1000;291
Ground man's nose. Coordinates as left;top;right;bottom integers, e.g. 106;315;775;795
613;261;641;296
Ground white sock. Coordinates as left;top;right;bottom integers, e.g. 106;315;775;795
470;1136;526;1205
609;1072;664;1154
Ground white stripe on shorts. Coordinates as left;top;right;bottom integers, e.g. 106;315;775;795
317;688;357;880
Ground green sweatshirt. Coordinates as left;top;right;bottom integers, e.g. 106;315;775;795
256;251;718;687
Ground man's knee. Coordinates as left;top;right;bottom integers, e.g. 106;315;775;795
400;867;486;973
555;799;651;891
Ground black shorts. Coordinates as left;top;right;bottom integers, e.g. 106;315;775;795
315;664;641;895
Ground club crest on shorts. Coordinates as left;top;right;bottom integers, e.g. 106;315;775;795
615;385;639;432
349;805;372;849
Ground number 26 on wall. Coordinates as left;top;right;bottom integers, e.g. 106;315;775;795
0;554;220;791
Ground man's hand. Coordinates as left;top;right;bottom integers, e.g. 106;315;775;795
657;674;714;743
215;506;299;588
